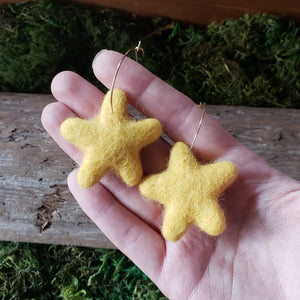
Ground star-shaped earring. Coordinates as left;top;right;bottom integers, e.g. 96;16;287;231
139;142;238;241
60;89;162;188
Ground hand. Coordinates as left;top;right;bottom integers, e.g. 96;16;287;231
42;50;300;300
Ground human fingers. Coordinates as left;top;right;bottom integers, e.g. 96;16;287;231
67;169;165;281
43;71;104;165
51;71;103;119
41;102;82;164
93;50;239;161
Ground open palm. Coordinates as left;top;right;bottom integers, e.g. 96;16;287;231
42;51;300;299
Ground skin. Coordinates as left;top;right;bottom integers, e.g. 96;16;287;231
41;50;300;300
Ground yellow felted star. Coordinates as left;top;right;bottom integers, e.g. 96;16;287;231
139;142;238;241
60;89;162;188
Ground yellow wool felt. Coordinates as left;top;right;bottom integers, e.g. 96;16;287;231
60;89;162;188
139;142;238;241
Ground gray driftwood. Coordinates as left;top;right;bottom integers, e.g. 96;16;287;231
0;93;299;248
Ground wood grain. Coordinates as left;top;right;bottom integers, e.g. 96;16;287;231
76;0;300;24
2;0;300;24
0;93;299;248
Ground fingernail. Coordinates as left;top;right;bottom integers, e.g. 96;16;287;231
92;49;107;68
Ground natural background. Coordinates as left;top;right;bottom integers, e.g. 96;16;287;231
0;0;299;298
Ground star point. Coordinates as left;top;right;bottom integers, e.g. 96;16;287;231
60;89;162;188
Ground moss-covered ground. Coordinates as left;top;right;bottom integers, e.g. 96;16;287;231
0;242;165;299
1;0;300;107
0;0;300;298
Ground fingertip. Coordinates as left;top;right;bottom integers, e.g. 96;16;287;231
92;50;119;85
50;70;104;118
67;169;86;205
41;102;53;129
92;49;158;115
92;49;108;69
67;169;79;191
41;102;61;131
41;102;74;133
40;101;82;164
51;70;82;100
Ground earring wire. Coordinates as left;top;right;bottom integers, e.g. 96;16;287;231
110;41;144;112
189;103;206;152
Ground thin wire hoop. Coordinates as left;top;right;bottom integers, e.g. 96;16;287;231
110;41;144;112
189;103;206;152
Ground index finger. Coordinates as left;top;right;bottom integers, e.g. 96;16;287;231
93;50;238;160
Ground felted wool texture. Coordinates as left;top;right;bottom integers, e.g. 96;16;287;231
60;89;162;188
139;142;238;241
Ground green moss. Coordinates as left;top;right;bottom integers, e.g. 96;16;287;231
1;1;300;107
0;0;171;93
0;242;166;299
165;14;300;107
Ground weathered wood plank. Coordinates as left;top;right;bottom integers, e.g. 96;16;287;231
0;93;116;248
208;106;300;181
3;0;300;25
0;93;299;248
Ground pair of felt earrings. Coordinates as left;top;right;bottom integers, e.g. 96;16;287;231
60;44;238;241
